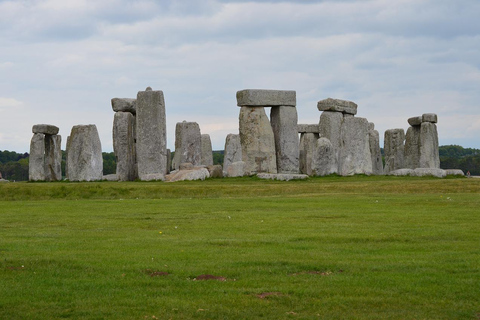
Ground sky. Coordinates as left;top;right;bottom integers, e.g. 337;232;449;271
1;0;479;153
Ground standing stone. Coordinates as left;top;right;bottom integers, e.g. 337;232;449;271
223;134;242;176
166;149;172;173
172;121;202;170
384;129;405;173
338;117;373;176
299;132;319;175
113;112;137;181
29;133;46;181
44;134;62;181
201;134;214;166
404;125;421;169
419;122;440;168
136;87;167;180
239;107;277;175
270;106;299;173
66;125;103;181
319;111;344;163
312;137;337;176
368;124;384;175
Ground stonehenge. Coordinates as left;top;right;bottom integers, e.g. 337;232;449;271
29;124;62;181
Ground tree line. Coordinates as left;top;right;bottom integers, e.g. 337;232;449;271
1;146;477;181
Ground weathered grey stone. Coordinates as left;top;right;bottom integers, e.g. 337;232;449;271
270;106;299;173
166;167;210;182
136;88;167;181
408;116;422;126
445;169;465;176
317;98;357;115
297;124;320;133
223;134;242;176
29;133;46;181
103;174;118;181
239;107;277;175
338;117;373;176
368;122;375;131
387;169;414;176
201;134;214;166
319;111;343;163
226;161;245;177
111;98;136;114
404;126;421;169
140;173;165;181
32;124;59;135
312;137;337;176
66;125;103;181
299;132;319;175
384;128;405;174
419;122;440;168
257;173;309;181
413;168;446;178
368;128;384;175
44;134;62;181
422;113;438;123
207;165;223;178
113;112;137;181
236;89;296;107
179;162;194;170
166;149;172;173
173;121;202;170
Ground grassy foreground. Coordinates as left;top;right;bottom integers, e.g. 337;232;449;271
1;176;479;319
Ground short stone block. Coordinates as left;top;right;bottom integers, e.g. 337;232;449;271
317;98;357;115
236;89;296;107
32;124;59;135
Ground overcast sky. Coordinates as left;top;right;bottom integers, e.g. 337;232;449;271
1;0;479;153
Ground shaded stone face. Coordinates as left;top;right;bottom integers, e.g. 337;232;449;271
236;89;296;107
299;132;319;175
223;134;242;177
172;121;202;170
404;126;421;169
113;111;137;181
419;122;440;168
319;111;343;164
338;117;373;176
270;106;299;174
369;128;384;175
201;134;214;166
29;133;46;181
312;137;337;176
66;124;103;181
297;124;320;133
317;98;358;115
384;128;405;173
111;98;136;114
408;116;422;126
422;113;438;124
136;88;167;180
32;124;59;135
239;107;277;175
44;134;62;181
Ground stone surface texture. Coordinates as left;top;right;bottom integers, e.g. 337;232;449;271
66;124;103;181
338;117;373;176
445;169;464;176
257;173;309;181
384;128;405;173
408;116;422;126
172;121;202;170
44;134;62;181
369;127;384;175
29;133;46;181
297;124;320;133
413;168;446;178
166;167;210;182
317;98;358;115
387;169;414;176
404;126;421;169
419;122;440;168
136;88;167;181
32;124;59;135
319;111;344;164
207;165;223;178
270;106;299;173
226;161;245;177
223;134;242;176
312;137;338;176
422;113;438;123
299;132;319;175
111;98;136;114
113;112;137;181
239;107;277;175
236;89;296;107
201;134;214;166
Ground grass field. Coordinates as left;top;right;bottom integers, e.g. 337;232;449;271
1;176;479;319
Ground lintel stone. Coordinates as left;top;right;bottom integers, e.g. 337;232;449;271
408;116;422;126
111;98;136;114
422;113;438;123
32;124;59;135
317;98;357;115
297;124;320;133
236;89;296;107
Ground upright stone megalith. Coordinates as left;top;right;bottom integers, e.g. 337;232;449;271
29;124;62;181
419;121;440;168
384;128;405;173
404;113;440;169
368;123;384;175
172;121;202;170
319;111;344;164
201;134;214;166
66;124;103;181
113;112;137;181
338;117;373;176
312;137;337;176
29;133;46;181
136;87;167;180
270;106;299;173
223;133;243;176
44;134;62;181
299;132;319;175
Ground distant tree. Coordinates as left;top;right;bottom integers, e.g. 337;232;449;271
212;150;224;166
102;152;116;175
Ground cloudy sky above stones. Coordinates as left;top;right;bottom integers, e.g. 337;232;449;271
1;0;479;152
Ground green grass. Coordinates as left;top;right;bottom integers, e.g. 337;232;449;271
1;176;479;319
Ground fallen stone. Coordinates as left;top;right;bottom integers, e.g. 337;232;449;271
422;113;438;123
299;132;319;175
338;117;373;176
173;121;202;170
297;124;320;133
136;87;167;181
32;124;59;135
239;107;277;175
201;134;214;166
207;165;223;178
312;137;337;176
384;128;405;174
236;89;296;107
445;169;465;176
44;135;62;181
113;112;137;181
179;162;194;170
66;124;103;181
29;133;46;181
257;173;308;181
317;98;357;115
413;168;446;178
111;98;136;114
226;161;245;177
223;134;242;176
165;167;210;182
419;122;440;168
408;116;422;126
270;106;299;173
387;169;414;176
103;174;118;181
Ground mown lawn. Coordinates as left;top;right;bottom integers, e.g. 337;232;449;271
1;176;479;319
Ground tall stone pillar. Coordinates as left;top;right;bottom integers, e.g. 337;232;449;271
29;124;61;181
172;121;202;170
113;111;137;181
223;133;243;177
419;114;440;168
338;117;373;176
298;124;320;175
29;133;46;181
384;128;405;173
136;87;167;180
201;134;214;166
44;134;62;181
66;124;103;181
404;116;422;169
368;123;384;175
270;106;299;173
